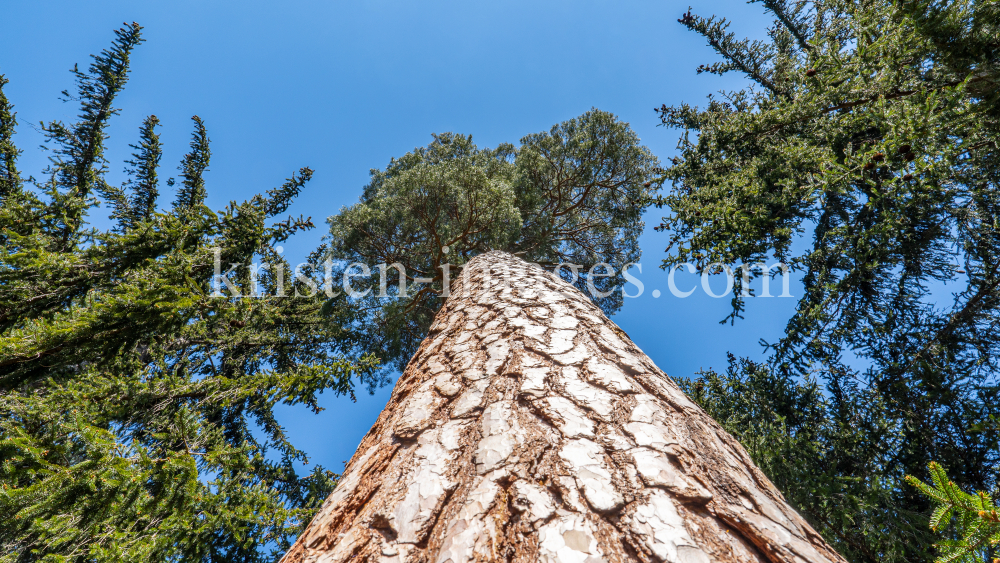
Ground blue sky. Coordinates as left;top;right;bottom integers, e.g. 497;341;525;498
2;0;797;474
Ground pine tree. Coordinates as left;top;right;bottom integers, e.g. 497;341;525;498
0;24;377;562
326;112;661;372
655;1;1000;561
283;251;846;563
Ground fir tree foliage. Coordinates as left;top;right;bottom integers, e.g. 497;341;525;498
40;23;143;235
174;115;210;211
326;110;660;370
0;24;377;562
907;463;1000;563
662;0;999;561
109;114;162;231
0;74;20;201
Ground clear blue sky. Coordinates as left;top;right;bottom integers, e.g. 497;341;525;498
2;0;794;473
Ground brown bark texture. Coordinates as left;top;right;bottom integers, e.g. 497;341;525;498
282;251;846;563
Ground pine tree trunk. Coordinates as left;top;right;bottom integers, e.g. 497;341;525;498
282;251;846;563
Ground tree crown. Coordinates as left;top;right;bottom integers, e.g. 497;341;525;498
328;109;660;370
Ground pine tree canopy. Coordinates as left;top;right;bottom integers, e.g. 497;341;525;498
326;113;661;371
0;24;379;562
659;1;999;562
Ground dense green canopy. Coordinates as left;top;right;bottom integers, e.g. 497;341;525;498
658;0;999;561
327;111;660;370
0;25;376;562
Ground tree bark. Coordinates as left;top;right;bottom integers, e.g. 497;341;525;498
282;251;846;563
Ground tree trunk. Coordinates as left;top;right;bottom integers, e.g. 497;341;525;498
282;251;846;563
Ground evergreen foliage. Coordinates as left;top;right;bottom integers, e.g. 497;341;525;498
907;463;1000;563
111;115;162;231
662;0;999;561
173;115;210;211
0;75;20;200
0;24;377;562
327;112;660;370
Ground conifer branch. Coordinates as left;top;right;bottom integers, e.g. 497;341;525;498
0;74;21;200
173;116;210;210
